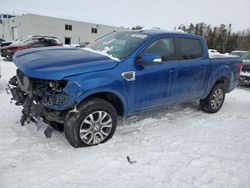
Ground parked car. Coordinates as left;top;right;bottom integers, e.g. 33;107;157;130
1;36;63;61
1;40;15;48
230;50;247;58
0;38;26;48
8;31;241;147
0;38;3;78
239;51;250;85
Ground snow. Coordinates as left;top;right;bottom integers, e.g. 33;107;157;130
208;49;238;59
0;57;250;188
83;47;120;62
209;51;238;59
240;71;250;77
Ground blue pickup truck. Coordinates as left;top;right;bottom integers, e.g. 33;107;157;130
9;30;241;147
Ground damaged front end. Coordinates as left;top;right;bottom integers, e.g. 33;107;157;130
8;69;83;127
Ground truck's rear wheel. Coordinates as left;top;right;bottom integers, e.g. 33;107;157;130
200;83;225;113
64;98;117;148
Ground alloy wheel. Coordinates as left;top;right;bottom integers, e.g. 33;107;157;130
211;88;224;110
79;111;112;145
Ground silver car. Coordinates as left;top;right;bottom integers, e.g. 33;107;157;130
239;52;250;85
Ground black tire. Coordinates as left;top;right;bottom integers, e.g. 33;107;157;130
64;98;117;148
200;83;226;113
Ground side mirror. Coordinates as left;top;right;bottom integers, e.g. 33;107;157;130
139;53;162;66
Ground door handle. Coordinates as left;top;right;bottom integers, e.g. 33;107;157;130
169;68;178;73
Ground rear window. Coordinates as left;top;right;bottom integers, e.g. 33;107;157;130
179;38;203;60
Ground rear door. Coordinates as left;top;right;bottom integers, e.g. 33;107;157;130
175;37;210;100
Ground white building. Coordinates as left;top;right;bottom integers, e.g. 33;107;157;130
0;13;127;44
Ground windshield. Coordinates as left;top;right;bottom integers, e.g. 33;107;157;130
21;38;38;45
242;52;250;60
11;37;35;45
11;39;23;45
87;31;148;59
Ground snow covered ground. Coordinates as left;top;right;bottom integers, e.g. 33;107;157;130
0;57;250;188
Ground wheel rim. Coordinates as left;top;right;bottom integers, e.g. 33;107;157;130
211;88;224;110
79;111;112;145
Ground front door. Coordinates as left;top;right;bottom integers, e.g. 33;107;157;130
134;37;179;111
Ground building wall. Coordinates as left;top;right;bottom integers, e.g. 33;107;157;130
0;14;127;44
0;17;16;40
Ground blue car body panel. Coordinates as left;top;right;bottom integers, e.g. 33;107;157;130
12;31;241;117
13;47;119;80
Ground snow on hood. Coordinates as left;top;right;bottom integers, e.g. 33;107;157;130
83;47;120;62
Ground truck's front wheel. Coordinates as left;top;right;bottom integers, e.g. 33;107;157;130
200;83;225;113
64;98;117;148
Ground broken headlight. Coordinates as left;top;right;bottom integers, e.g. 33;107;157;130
49;80;68;92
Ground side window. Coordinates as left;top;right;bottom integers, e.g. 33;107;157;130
179;38;203;60
46;39;57;46
144;38;176;61
31;41;45;48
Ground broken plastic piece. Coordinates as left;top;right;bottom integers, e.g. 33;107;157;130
127;156;137;164
44;126;53;138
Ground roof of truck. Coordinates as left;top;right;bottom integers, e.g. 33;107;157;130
122;30;203;39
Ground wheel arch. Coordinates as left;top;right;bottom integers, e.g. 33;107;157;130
77;90;126;117
214;76;230;92
203;75;230;100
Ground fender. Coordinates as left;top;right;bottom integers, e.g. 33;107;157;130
63;64;133;116
203;64;232;98
76;88;129;116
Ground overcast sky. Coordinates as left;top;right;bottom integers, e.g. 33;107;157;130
0;0;249;32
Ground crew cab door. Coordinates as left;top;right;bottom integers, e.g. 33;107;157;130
134;37;179;111
133;36;210;112
175;37;210;100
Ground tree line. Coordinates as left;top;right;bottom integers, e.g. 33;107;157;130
131;23;250;53
178;23;250;53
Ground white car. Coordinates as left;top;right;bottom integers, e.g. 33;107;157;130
230;50;247;58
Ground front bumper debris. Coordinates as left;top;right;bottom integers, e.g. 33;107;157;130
7;69;83;126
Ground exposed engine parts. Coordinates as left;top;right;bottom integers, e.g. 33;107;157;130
8;69;70;126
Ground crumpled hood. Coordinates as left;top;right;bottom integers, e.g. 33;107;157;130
13;47;119;80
